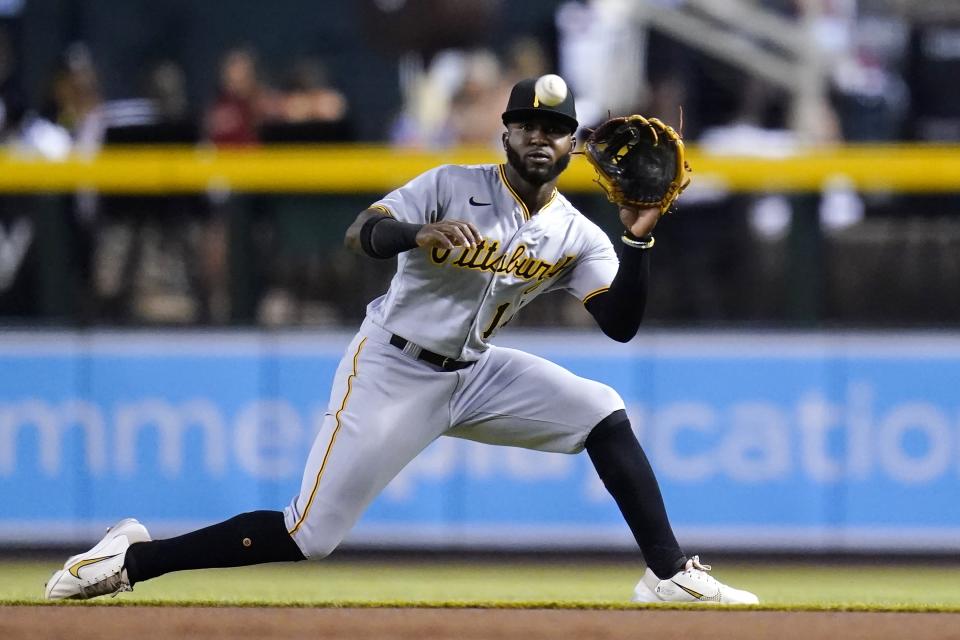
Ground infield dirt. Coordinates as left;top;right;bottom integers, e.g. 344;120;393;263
3;606;959;640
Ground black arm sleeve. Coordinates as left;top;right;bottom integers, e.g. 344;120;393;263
359;215;423;259
584;242;651;342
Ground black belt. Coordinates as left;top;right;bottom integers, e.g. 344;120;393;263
389;334;474;371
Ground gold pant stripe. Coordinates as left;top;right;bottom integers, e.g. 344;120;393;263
288;337;367;535
582;286;610;304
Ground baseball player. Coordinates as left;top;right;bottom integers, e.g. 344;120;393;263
45;77;758;605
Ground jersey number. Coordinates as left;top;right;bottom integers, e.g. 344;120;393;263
481;302;511;340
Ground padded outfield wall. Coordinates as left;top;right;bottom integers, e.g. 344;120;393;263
1;328;959;552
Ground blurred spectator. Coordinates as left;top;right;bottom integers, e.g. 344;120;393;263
907;8;960;141
390;49;467;147
503;36;549;82
556;0;645;134
206;47;275;146
391;39;549;149
254;57;354;325
4;110;72;159
45;43;103;156
101;61;197;145
455;36;551;144
0;23;23;139
1;22;72;159
818;1;910;142
93;58;211;325
275;57;347;124
202;48;275;321
259;56;352;143
96;63;190;142
446;50;508;146
148;61;190;123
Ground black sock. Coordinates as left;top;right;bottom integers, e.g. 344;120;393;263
123;510;306;585
585;409;687;579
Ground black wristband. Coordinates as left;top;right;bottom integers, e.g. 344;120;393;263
361;216;423;259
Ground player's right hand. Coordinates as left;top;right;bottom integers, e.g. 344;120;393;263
416;220;483;250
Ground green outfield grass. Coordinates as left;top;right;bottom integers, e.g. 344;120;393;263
3;558;960;610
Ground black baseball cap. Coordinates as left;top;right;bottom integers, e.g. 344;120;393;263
501;77;578;133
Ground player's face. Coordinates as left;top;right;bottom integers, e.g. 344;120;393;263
503;118;575;186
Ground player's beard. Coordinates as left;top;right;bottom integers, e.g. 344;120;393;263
505;145;571;186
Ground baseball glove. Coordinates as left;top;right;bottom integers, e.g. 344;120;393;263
583;115;692;215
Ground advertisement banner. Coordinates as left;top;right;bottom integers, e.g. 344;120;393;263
1;330;958;551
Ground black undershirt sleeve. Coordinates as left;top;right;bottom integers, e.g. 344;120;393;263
359;214;423;259
584;242;651;342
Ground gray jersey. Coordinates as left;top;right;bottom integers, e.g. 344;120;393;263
283;163;627;556
367;163;619;360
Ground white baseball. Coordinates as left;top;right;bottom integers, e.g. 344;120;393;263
535;74;568;107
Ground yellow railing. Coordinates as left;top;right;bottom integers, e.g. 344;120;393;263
1;144;959;193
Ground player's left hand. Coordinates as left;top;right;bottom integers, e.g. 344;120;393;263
619;205;661;238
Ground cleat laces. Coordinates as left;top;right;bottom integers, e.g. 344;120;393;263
78;567;131;599
686;555;712;572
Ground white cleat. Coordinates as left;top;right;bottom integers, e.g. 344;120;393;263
44;518;151;600
631;556;759;605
